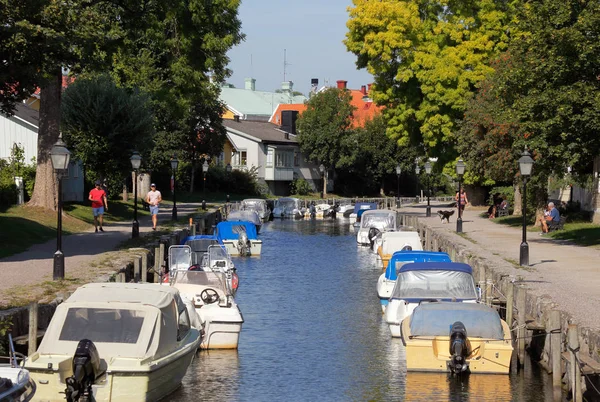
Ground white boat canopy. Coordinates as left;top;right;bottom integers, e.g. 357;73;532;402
360;210;396;230
391;270;478;300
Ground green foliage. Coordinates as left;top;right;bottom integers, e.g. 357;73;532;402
488;185;514;210
296;88;356;170
205;165;261;196
345;0;513;163
61;74;154;196
0;144;38;208
290;179;312;196
0;317;12;356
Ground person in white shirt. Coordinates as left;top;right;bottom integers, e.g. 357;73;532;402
146;183;162;230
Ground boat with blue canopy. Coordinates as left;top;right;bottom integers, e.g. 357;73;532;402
377;251;451;311
215;221;262;256
385;262;479;337
401;302;512;374
348;202;378;223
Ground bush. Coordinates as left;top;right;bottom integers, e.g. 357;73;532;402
488;185;514;210
290;178;312;196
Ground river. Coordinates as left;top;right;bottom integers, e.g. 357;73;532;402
171;219;554;401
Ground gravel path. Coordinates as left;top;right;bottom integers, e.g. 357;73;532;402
0;203;202;306
401;202;600;331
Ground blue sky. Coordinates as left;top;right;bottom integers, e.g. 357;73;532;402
226;0;373;96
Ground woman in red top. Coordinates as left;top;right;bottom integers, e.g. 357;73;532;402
455;189;468;213
89;180;108;233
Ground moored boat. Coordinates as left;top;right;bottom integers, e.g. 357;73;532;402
216;221;262;256
376;250;450;312
401;302;513;374
356;210;397;245
385;262;479;337
348;202;377;224
240;198;271;222
373;230;422;262
26;283;201;402
227;209;262;233
272;197;305;219
1;335;36;401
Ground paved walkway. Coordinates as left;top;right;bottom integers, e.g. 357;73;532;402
400;202;600;331
0;203;202;306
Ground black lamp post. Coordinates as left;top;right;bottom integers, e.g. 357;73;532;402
170;155;179;221
319;164;325;198
50;136;70;280
415;163;421;202
456;159;466;233
202;161;209;197
519;150;534;266
396;164;401;200
425;161;432;217
130;151;142;238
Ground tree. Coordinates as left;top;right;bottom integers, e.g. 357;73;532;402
345;0;512;163
296;88;356;170
61;75;154;192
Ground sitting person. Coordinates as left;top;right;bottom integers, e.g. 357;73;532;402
538;202;560;234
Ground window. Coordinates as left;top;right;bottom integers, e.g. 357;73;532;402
240;151;247;166
266;148;274;167
59;308;145;344
294;152;300;167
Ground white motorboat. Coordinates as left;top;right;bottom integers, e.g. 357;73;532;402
240;198;271;222
1;335;36;401
305;203;332;219
227;209;263;233
26;283;201;402
272;197;305;219
385;262;479;337
375;231;422;268
170;269;244;350
376;250;450;313
356;209;397;245
216;221;262;256
348;202;378;223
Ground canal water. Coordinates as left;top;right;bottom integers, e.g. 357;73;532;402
171;219;553;401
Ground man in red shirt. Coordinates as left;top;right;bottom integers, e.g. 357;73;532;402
89;180;108;233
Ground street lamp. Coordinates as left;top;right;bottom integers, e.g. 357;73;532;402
424;161;432;217
396;164;401;200
170;155;179;221
130;151;142;238
519;150;534;266
415;163;421;201
50;136;70;280
319;164;325;198
456;159;466;233
202;160;209;197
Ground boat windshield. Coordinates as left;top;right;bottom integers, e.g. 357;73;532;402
276;199;297;209
229;210;260;224
242;200;266;214
59;307;145;344
204;245;233;271
391;270;477;300
169;246;192;271
173;271;228;292
361;214;395;230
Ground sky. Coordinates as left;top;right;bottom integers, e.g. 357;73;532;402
225;0;373;96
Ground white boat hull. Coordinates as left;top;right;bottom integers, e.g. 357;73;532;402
222;240;262;256
200;318;243;350
0;367;36;401
376;273;395;313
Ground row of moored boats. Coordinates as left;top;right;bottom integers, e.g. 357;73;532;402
353;202;514;375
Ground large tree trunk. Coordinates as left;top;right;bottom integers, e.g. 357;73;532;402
513;179;522;216
28;71;62;210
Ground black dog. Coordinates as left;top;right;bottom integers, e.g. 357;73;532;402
437;210;455;223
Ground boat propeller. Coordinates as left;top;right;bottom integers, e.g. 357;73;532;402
447;321;469;375
65;339;103;402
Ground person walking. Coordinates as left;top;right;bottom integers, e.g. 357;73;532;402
455;188;468;213
89;180;108;233
146;183;162;230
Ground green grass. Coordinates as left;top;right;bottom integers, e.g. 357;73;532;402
63;199;152;224
0;205;91;258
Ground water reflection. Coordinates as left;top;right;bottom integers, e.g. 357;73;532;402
171;218;553;401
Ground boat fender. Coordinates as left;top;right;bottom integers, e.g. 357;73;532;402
231;272;239;291
448;321;469;374
65;339;103;402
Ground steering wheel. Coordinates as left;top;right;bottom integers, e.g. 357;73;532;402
200;288;220;304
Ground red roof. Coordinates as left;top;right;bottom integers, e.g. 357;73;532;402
269;103;307;125
32;75;75;96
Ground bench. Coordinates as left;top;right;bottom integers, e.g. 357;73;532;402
497;207;509;217
141;198;150;211
548;216;566;232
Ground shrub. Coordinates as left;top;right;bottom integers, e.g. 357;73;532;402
488;185;514;210
290;178;312;196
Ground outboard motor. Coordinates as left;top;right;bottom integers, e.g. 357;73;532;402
447;321;469;375
237;231;251;256
368;227;381;249
309;203;316;219
65;339;103;402
331;203;337;219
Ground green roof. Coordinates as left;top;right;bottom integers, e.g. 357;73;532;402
219;86;306;117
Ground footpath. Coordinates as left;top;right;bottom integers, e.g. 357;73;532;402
0;202;202;307
400;202;600;332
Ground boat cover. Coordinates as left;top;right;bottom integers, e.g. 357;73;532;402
380;231;423;256
274;198;301;210
353;202;378;214
399;262;472;274
391;268;478;301
409;302;504;339
216;221;258;241
385;252;451;280
241;199;268;214
228;210;261;226
360;210;396;230
182;235;220;252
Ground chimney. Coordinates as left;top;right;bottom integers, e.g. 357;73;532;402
360;85;367;95
367;83;373;93
233;115;240;122
336;80;348;90
281;81;293;92
281;110;298;135
310;78;319;95
244;77;256;91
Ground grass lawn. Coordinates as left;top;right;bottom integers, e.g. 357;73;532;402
489;214;600;247
63;199;153;224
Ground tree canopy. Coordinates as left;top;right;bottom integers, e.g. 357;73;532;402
345;0;512;163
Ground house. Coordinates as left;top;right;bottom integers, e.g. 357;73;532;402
222;118;322;195
219;79;307;121
0;102;84;202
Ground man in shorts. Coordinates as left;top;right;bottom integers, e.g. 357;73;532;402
146;183;162;230
89;180;108;233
